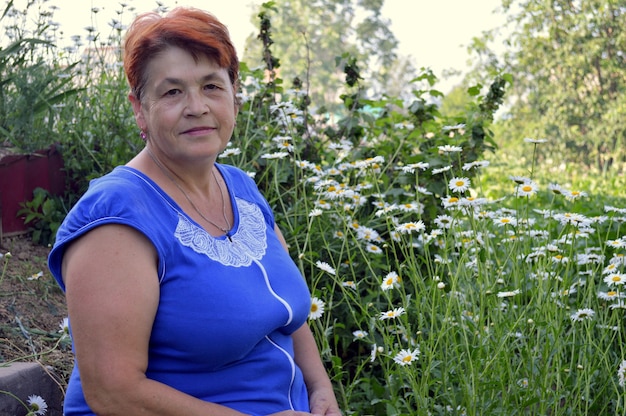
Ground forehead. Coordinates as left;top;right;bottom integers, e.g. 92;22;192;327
145;46;229;85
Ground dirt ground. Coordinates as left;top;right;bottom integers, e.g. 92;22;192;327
0;233;73;389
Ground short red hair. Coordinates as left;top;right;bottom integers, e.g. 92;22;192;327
123;7;239;101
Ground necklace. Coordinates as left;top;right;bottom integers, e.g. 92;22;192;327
146;147;232;235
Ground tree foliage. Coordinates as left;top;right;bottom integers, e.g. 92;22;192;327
469;0;626;173
242;0;412;113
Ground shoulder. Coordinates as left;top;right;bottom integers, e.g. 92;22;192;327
49;167;170;286
217;164;256;188
217;164;275;225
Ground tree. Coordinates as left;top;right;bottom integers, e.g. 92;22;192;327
242;0;412;112
467;0;626;172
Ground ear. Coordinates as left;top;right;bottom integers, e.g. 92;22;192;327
128;92;147;131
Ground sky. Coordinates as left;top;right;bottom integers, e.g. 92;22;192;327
45;0;507;92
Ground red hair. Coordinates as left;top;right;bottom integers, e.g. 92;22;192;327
123;7;239;100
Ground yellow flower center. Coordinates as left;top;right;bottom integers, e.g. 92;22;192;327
455;180;464;187
449;197;459;203
311;304;318;312
522;185;532;192
402;355;413;363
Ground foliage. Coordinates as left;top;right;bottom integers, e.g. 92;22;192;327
0;0;83;153
467;0;626;173
1;0;143;202
243;0;413;113
17;188;66;247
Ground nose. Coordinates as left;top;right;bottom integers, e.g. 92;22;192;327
185;90;209;116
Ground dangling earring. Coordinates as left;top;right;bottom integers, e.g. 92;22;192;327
140;130;147;141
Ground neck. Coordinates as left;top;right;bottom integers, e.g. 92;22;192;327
144;146;232;235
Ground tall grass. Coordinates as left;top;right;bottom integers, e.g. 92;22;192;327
229;77;626;414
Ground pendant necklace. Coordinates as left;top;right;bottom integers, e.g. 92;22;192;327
146;147;232;237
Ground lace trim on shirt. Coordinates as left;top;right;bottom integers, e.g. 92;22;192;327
174;197;267;267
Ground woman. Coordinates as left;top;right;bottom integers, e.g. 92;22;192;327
48;7;341;416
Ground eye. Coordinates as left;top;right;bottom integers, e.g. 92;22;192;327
204;83;220;91
164;89;181;96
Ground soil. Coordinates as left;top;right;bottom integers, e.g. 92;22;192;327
0;233;72;389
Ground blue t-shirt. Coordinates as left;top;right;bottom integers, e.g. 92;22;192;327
48;164;312;416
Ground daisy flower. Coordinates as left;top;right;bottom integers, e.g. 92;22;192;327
548;183;567;196
260;151;289;160
462;160;490;171
308;297;325;320
434;214;454;229
59;317;70;338
381;271;402;291
442;123;466;131
523;137;547;143
365;243;383;254
509;175;531;185
618;360;626;387
604;273;626;287
315;261;336;275
497;289;520;298
598;290;623;301
516;181;538;197
570;308;595;322
432;165;452;174
370;343;379;362
399;162;429;173
441;196;460;209
416;186;432;195
565;189;587;200
341;280;357;290
308;208;323;217
219;147;242;158
27;271;44;281
396;221;426;234
352;330;368;340
398;202;423;213
495;216;517;227
438;144;462;154
27;395;48;415
602;263;619;274
393;348;420;366
379;307;406;320
611;253;626;266
448;177;471;193
606;239;626;249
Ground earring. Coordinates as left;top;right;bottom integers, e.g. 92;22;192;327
140;131;147;141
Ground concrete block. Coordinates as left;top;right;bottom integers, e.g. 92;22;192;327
0;362;63;416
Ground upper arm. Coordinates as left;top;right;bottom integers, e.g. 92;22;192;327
62;224;159;392
274;224;290;252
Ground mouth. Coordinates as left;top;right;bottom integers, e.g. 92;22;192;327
182;126;215;134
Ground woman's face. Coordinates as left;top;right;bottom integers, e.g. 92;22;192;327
130;46;237;164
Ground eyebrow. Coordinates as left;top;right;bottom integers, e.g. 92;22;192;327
159;72;227;87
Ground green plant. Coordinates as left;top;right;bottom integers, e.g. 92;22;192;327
17;188;67;246
0;0;83;153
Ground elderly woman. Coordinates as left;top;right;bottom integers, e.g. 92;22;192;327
48;7;341;416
